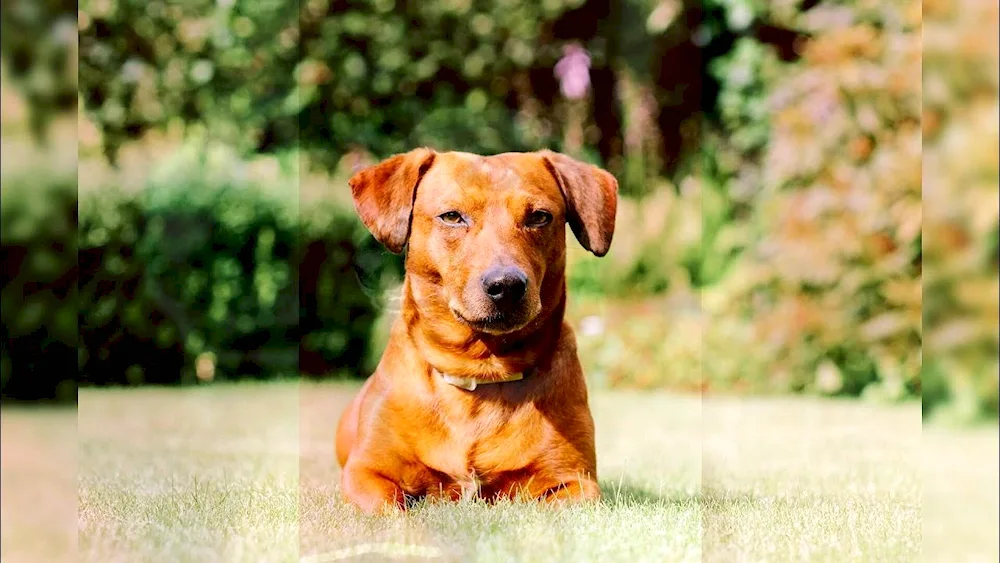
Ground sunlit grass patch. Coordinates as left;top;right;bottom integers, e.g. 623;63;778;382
0;382;982;562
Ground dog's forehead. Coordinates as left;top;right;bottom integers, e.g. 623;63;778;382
427;152;556;196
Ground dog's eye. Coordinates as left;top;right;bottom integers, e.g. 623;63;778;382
526;210;553;228
438;211;465;225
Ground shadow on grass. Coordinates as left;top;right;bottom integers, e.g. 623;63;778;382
321;479;701;512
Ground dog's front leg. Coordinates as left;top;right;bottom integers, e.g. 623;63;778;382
341;462;407;514
541;477;602;504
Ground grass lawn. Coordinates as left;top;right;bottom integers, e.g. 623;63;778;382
2;382;996;562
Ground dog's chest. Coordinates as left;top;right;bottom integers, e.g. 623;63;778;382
420;401;542;490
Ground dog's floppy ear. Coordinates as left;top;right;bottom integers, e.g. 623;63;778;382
348;148;436;254
540;150;618;257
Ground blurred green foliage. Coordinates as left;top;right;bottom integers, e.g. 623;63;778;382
74;0;612;166
1;176;79;402
3;162;401;399
919;0;999;423
86;181;398;386
0;0;77;140
68;0;820;179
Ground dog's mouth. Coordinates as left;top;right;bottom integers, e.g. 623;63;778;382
450;308;530;335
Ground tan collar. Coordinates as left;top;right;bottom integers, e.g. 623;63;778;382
435;369;525;391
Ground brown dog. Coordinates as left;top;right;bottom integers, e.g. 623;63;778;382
335;148;617;513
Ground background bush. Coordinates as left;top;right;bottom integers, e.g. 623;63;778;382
1;176;79;402
704;1;923;401
919;0;999;422
80;176;399;387
3;153;402;399
73;0;606;167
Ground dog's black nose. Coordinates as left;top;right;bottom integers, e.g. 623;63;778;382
481;267;528;305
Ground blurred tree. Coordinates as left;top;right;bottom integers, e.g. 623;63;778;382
0;0;78;141
2;0;816;181
711;0;925;401
76;0;630;169
640;0;809;176
920;0;999;421
1;178;79;403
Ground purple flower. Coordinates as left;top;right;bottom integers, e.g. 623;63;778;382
554;44;591;100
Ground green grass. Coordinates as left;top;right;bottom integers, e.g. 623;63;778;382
2;382;997;562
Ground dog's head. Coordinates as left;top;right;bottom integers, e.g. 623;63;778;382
349;149;617;335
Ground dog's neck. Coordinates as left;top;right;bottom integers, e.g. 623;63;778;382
400;278;566;382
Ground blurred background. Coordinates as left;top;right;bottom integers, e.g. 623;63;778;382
0;0;996;424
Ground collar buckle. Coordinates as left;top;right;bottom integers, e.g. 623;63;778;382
436;370;525;391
